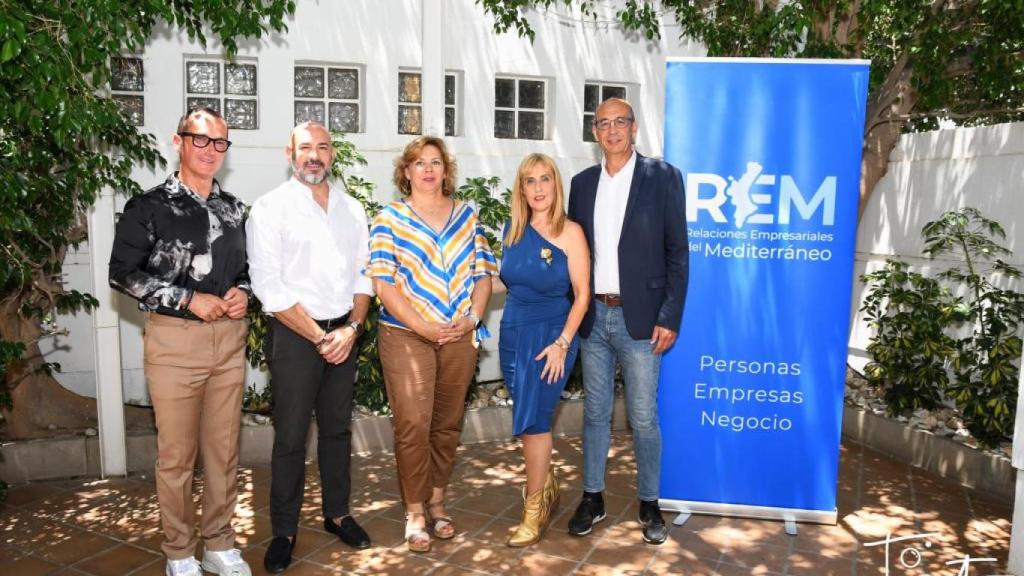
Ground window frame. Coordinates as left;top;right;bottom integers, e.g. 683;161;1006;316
183;57;260;130
494;75;549;141
582;81;629;142
397;69;461;137
111;55;145;127
292;62;364;133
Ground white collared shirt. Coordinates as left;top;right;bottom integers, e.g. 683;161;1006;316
247;178;373;320
593;150;637;295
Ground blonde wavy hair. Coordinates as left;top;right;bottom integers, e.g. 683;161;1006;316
392;136;458;196
505;153;567;246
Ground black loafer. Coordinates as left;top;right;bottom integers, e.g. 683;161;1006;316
638;499;668;544
263;535;295;573
567;491;607;536
324;516;371;549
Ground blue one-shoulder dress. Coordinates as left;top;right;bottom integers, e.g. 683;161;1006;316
499;224;579;436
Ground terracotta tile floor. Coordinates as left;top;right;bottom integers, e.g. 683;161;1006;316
0;435;1013;575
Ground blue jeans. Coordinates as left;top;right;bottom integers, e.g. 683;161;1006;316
582;301;663;501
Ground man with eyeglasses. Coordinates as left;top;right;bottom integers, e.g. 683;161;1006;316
567;97;689;545
109;106;253;576
247;122;373;573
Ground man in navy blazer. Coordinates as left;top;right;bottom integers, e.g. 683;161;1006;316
566;98;688;545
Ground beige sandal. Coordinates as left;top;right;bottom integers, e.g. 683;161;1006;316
426;501;455;540
405;512;431;552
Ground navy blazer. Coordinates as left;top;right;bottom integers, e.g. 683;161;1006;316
568;153;689;340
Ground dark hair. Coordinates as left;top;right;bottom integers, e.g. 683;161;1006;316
176;106;226;134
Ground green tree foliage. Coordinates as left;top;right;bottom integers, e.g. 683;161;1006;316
922;208;1024;446
478;0;1024;214
454;176;511;257
861;208;1023;447
861;260;957;413
0;0;296;437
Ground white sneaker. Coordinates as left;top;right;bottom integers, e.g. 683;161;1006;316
201;548;252;576
165;557;202;576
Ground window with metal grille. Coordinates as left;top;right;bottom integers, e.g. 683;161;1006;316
583;82;628;142
494;77;547;140
293;64;363;133
184;58;259;130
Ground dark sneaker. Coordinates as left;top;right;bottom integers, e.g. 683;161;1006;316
324;516;371;549
567;491;607;536
263;535;295;573
638;499;668;544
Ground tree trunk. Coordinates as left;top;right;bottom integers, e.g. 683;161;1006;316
858;122;906;221
858;53;918;221
3;369;98;439
0;297;154;439
0;299;97;438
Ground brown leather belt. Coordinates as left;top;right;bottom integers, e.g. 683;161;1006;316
594;293;622;307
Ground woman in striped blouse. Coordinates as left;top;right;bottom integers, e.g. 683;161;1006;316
366;136;496;552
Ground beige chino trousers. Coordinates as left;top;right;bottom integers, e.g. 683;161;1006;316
143;313;247;560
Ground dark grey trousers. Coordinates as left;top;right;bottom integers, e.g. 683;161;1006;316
266;318;356;537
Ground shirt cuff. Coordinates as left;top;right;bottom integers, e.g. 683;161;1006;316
145;285;190;312
255;293;299;314
354;274;374;296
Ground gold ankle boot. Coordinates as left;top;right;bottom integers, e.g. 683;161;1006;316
507;488;547;547
542;465;560;515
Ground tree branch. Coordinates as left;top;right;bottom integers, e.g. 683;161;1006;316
836;0;861;47
866;106;1024;132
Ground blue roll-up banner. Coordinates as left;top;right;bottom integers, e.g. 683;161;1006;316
659;58;870;524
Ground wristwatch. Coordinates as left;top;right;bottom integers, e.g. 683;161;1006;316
346;319;363;336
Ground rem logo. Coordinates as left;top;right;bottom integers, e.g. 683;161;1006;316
686;162;836;227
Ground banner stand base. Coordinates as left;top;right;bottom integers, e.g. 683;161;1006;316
785;519;798;536
659;498;837;530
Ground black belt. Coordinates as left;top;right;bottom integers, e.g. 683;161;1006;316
313;314;349;330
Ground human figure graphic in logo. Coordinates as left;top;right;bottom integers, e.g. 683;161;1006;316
726;161;763;228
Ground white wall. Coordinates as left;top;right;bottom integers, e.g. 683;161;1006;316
848;121;1024;371
44;0;702;403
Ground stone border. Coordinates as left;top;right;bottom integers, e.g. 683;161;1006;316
7;400;1010;498
0;398;629;483
842;404;1015;500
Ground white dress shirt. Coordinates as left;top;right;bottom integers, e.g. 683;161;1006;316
247;178;373;320
593;150;637;295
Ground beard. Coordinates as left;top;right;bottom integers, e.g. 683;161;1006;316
294;159;328;185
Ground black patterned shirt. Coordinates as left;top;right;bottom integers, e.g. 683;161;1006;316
109;173;251;319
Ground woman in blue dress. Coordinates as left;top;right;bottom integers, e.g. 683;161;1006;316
499;153;590;547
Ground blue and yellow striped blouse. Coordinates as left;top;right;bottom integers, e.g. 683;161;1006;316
366;200;497;340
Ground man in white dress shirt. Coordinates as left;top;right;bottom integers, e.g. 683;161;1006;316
247;122;373;573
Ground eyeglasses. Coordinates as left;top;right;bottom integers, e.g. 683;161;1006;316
178;132;232;152
592;117;633;131
412;159;444;171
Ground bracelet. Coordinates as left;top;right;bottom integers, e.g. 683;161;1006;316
346;319;362;336
554;335;570;351
315;331;329;350
465;312;481;327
